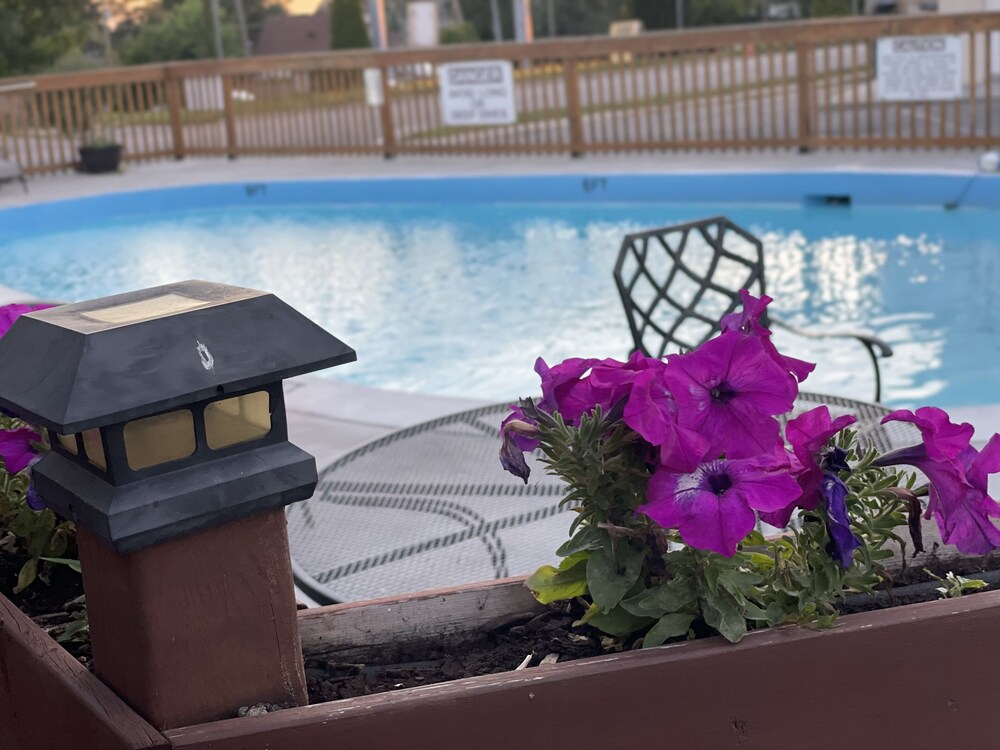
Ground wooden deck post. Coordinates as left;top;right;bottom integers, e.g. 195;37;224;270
796;43;814;153
221;72;238;159
379;65;397;159
164;68;186;160
77;509;308;730
564;59;585;157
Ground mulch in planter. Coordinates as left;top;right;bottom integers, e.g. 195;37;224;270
0;553;91;668
5;547;1000;707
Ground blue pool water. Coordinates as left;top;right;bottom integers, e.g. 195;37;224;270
0;176;997;407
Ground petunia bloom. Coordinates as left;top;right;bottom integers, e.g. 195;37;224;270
537;352;661;426
720;289;815;383
0;427;41;474
622;368;709;473
499;406;540;483
876;407;1000;555
638;456;801;556
662;331;798;460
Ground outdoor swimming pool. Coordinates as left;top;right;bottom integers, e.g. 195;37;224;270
0;173;997;408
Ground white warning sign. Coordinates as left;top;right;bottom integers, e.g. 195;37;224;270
876;35;962;102
438;60;517;126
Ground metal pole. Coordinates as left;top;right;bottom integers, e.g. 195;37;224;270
676;0;684;29
490;0;503;41
232;0;251;56
100;1;114;65
209;0;225;59
367;0;388;49
512;0;532;42
547;0;556;36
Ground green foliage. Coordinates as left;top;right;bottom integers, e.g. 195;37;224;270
925;569;989;599
0;0;98;77
439;21;480;45
331;0;371;50
808;0;852;15
0;415;76;594
119;0;241;65
523;407;915;646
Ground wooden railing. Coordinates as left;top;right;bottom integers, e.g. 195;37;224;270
1;12;998;176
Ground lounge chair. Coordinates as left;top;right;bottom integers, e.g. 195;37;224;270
613;216;893;402
0;158;27;193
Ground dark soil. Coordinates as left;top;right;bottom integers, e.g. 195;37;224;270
5;546;1000;708
0;552;90;668
305;601;617;704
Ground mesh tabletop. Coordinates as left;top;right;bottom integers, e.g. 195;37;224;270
288;393;918;604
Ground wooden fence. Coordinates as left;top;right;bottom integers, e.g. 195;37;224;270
1;12;998;176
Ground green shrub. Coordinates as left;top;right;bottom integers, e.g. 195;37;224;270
331;0;371;50
440;21;480;45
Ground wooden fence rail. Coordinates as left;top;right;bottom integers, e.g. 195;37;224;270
1;12;998;176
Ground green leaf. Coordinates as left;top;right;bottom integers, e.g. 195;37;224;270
556;525;605;557
702;591;747;643
41;557;82;573
585;604;655;637
620;579;696;617
643;612;696;648
587;541;646;611
13;557;38;594
525;552;589;604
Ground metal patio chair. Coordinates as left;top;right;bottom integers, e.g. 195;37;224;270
0;155;27;194
613;216;893;402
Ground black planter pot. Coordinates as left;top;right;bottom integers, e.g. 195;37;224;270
78;144;122;175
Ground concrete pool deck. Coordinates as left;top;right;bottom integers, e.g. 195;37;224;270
2;151;999;603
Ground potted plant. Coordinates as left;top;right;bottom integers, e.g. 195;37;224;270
3;292;1000;749
77;100;122;174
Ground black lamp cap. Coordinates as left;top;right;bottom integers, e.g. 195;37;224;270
0;280;356;433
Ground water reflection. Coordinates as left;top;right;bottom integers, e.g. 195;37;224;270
1;202;996;408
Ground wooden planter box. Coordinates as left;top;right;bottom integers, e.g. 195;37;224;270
3;576;1000;750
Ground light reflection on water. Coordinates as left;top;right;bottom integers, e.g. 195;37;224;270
0;202;994;407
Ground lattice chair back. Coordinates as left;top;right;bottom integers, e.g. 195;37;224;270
614;216;767;358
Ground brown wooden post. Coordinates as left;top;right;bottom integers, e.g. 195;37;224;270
563;58;586;157
164;68;186;160
378;65;396;159
77;509;308;730
221;71;238;159
795;43;814;153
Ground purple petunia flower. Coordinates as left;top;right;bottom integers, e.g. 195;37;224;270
24;482;45;511
0;427;41;474
821;473;862;568
876;407;1000;555
662;331;798;460
499;406;539;484
622;368;709;473
637;456;801;557
0;303;54;338
720;289;815;383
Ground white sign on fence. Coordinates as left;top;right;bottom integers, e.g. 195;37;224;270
438;60;517;126
363;68;384;107
876;35;962;101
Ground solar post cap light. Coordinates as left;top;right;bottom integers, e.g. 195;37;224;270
0;280;356;729
0;279;356;553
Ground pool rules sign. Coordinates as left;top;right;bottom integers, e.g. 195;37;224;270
876;35;962;101
438;60;517;126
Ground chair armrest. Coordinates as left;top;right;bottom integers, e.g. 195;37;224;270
770;314;892;402
770;316;893;358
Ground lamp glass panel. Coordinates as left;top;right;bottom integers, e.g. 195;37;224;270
82;429;106;471
123;410;196;471
56;433;78;455
205;392;271;450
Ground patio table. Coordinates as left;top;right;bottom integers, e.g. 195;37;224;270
288;392;918;605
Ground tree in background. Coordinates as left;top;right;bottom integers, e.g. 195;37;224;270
0;0;98;77
440;21;480;44
331;0;371;50
808;0;853;15
118;0;241;64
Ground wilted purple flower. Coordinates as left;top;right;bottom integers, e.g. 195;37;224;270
877;407;1000;555
638;456;800;557
25;482;45;511
0;426;41;474
720;289;815;383
499;408;539;484
662;331;798;460
821;473;862;568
